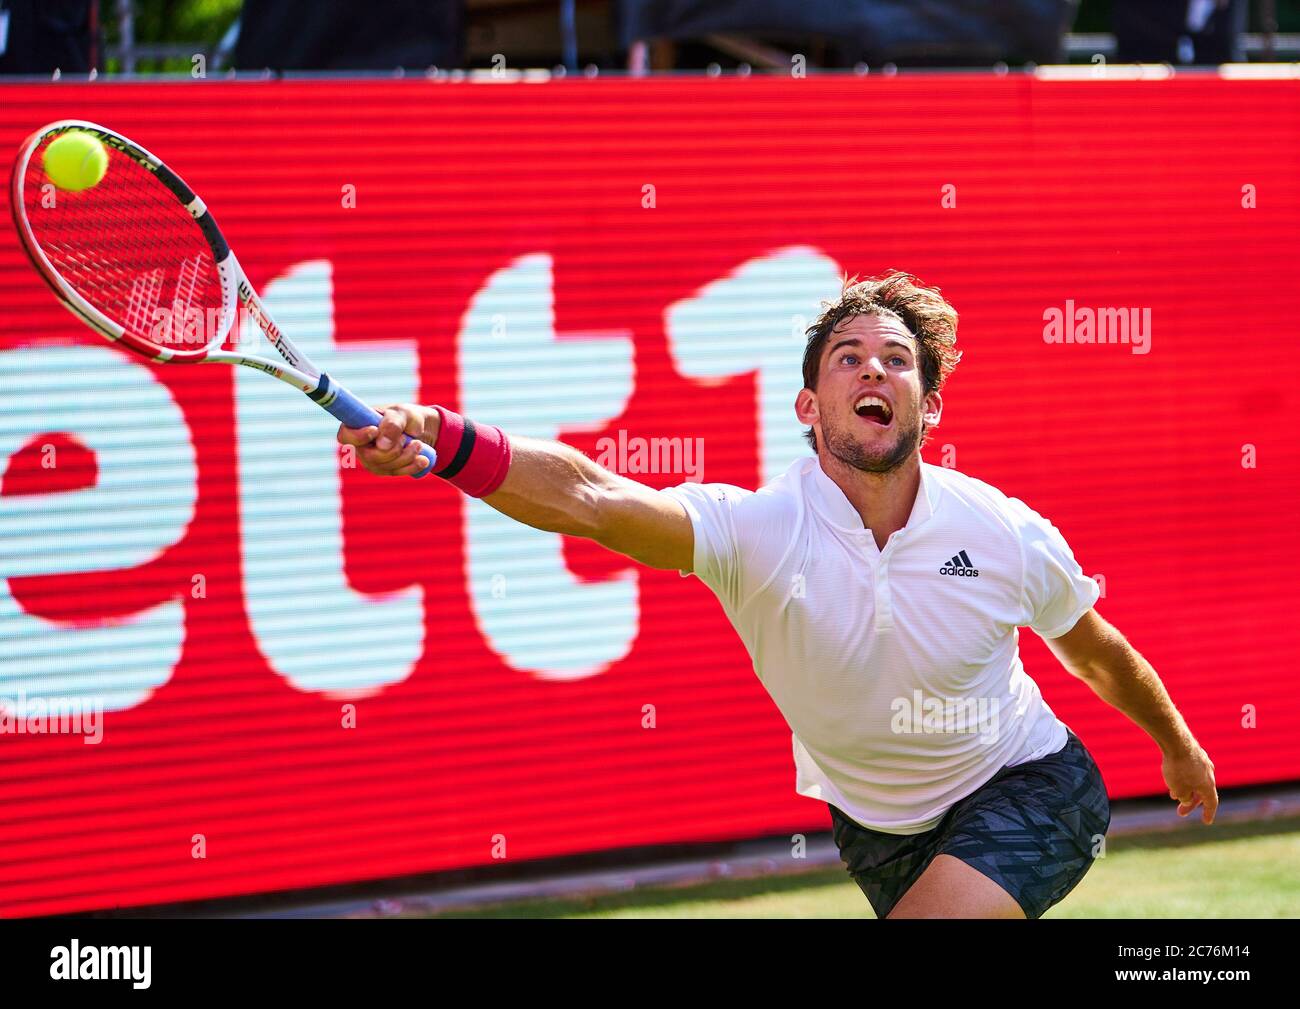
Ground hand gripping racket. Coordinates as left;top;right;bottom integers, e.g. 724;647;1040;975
9;120;438;477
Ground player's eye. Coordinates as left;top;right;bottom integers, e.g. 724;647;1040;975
889;355;906;366
841;354;859;365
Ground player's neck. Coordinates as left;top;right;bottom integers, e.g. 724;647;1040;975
818;451;922;551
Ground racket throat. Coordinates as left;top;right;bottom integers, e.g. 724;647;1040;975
306;372;341;409
238;278;302;370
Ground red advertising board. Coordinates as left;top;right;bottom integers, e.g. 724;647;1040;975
1;76;1297;916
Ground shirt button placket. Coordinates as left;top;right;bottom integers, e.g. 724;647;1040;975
874;563;893;631
875;534;901;632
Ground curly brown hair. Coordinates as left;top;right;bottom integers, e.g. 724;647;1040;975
800;271;961;450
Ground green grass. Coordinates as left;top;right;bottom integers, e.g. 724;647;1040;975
403;815;1300;918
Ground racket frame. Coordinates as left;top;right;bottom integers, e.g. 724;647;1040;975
10;119;437;475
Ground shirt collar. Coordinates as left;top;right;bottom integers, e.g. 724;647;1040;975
805;455;937;535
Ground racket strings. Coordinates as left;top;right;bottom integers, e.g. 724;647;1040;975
22;137;225;352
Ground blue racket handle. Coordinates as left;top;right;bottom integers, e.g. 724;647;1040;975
309;373;438;479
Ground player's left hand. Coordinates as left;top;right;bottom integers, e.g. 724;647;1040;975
1161;740;1218;824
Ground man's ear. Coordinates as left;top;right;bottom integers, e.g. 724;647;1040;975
795;387;820;427
922;389;943;428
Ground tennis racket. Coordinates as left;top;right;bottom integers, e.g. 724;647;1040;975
9;119;438;477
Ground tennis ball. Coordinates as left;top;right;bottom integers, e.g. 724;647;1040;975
42;131;108;192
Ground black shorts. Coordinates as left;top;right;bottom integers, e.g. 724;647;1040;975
828;728;1111;919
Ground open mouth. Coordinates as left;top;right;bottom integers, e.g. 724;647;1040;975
854;395;894;427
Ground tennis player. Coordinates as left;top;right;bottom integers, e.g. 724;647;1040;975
337;270;1217;919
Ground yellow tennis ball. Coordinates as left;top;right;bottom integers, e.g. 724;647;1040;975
42;131;108;192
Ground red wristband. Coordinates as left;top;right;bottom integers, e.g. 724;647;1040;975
430;405;512;497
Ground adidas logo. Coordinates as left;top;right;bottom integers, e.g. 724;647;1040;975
939;550;980;577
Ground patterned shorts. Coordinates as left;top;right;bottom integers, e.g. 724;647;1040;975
828;728;1111;919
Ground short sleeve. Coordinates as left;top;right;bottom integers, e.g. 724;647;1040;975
659;482;748;611
1009;497;1100;638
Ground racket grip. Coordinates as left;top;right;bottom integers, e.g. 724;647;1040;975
310;374;438;480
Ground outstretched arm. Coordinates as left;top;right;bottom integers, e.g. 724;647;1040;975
1045;608;1218;824
336;403;694;572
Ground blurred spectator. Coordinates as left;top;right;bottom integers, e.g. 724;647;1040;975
0;0;91;74
235;0;463;72
1114;0;1247;64
618;0;1079;68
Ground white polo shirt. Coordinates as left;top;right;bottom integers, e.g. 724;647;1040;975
662;456;1099;835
